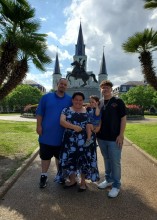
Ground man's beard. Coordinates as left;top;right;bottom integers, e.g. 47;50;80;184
59;88;65;93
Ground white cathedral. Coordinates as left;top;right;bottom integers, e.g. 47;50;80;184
52;22;108;101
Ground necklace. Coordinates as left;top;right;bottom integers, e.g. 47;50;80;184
103;98;112;110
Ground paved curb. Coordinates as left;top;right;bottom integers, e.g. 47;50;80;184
0;148;39;199
124;137;157;167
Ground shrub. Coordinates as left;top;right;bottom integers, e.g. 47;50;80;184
144;110;157;116
126;105;144;116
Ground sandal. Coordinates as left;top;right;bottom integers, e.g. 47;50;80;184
63;182;77;189
77;184;87;192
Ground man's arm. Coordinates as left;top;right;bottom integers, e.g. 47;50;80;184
116;115;126;147
36;115;42;135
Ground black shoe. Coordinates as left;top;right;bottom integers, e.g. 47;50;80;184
78;187;86;192
78;184;87;192
39;175;48;188
63;182;77;189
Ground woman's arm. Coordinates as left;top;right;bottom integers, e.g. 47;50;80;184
60;114;82;132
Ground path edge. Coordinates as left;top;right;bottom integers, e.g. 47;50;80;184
124;137;157;167
0;148;39;199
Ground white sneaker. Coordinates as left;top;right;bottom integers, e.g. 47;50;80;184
97;180;113;189
108;187;120;198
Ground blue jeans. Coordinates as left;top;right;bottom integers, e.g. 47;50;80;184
97;138;122;189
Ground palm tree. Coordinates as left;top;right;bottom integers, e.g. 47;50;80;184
144;0;157;9
122;28;157;90
0;0;52;100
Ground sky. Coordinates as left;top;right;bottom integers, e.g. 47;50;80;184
26;0;157;92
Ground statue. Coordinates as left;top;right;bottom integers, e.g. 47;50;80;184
66;60;98;87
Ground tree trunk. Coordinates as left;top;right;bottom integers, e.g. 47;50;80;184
0;59;28;101
0;40;18;86
139;51;157;90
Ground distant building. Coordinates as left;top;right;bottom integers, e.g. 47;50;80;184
113;81;146;97
23;80;46;93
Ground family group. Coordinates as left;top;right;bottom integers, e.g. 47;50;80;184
36;78;126;198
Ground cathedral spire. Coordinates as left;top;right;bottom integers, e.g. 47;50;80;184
99;47;107;75
75;22;85;56
53;50;61;75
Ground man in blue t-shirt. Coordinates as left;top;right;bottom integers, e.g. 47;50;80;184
36;78;72;188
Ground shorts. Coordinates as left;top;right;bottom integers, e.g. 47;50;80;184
39;143;62;160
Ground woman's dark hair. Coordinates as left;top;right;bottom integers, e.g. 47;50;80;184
72;91;85;100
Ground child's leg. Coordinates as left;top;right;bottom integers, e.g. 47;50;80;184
86;124;93;141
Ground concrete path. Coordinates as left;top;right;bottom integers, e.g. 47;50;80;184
0;116;157;220
0;115;36;122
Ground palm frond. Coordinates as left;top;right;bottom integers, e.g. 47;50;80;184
144;0;157;9
32;57;46;71
122;28;157;53
0;0;52;99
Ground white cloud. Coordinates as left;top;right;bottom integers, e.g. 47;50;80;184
47;31;58;40
58;0;157;85
26;71;53;92
40;17;47;22
48;44;72;61
27;0;157;91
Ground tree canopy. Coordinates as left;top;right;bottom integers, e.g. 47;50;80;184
0;0;51;100
122;1;157;90
0;84;42;112
122;29;157;90
120;85;157;109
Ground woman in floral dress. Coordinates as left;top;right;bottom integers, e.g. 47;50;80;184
56;91;100;192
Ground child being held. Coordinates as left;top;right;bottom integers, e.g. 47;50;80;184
85;95;101;147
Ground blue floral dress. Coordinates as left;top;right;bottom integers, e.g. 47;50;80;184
56;107;100;182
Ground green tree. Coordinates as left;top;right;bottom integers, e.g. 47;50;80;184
0;94;10;112
0;84;42;112
120;85;155;109
152;91;157;107
122;28;157;90
0;0;51;100
7;84;42;111
144;0;157;9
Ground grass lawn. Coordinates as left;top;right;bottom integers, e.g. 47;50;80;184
0;120;37;156
0;120;38;186
125;123;157;160
144;115;157;118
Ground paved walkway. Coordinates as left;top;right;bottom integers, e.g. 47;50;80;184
0;116;157;220
0;115;36;122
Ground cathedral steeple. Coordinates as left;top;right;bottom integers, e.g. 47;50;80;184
98;48;108;83
53;50;61;90
99;49;107;75
75;22;85;56
53;52;61;75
